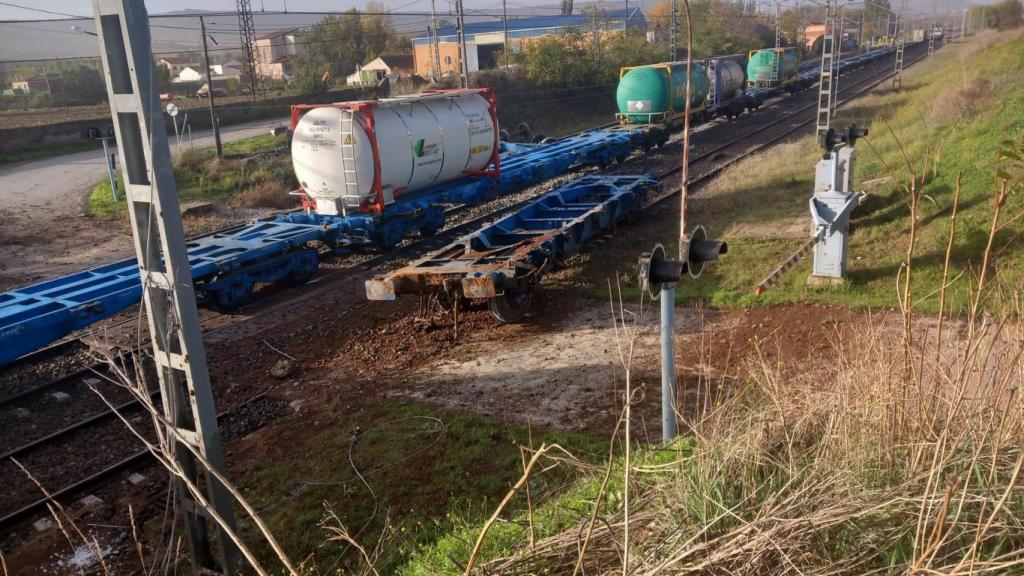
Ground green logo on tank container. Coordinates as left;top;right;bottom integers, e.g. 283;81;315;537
413;139;425;157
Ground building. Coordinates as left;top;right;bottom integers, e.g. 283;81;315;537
11;73;63;95
157;57;197;77
345;55;415;86
412;9;646;78
255;28;302;80
174;66;207;83
173;65;244;83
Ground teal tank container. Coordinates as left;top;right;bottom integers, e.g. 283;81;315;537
616;62;710;123
746;48;798;86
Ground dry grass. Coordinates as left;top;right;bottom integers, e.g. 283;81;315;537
230;180;298;210
461;128;1024;576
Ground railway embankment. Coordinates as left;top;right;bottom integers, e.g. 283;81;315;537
400;28;1024;575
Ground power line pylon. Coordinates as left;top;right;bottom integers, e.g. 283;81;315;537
237;0;263;100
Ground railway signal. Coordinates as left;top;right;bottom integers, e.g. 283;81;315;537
638;227;727;441
753;123;867;295
92;1;238;572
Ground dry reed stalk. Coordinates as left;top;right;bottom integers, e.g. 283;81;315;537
463;443;571;575
88;355;299;576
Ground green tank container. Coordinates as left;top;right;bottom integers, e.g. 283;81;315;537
746;48;799;86
616;62;710;124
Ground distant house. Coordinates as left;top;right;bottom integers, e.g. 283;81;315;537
411;9;646;77
174;65;244;83
11;73;63;95
255;28;302;80
346;55;415;86
174;66;207;83
157;57;196;77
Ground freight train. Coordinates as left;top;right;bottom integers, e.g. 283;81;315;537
0;46;907;367
615;48;814;127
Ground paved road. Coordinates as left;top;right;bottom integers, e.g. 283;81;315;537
0;116;289;218
0;116;288;289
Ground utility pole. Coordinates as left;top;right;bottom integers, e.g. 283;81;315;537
200;16;222;158
91;1;238;574
502;0;509;68
857;7;864;49
430;0;441;80
455;0;469;87
959;7;966;40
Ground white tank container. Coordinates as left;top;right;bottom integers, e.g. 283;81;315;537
292;90;497;216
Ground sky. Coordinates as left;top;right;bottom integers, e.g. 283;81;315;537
0;0;529;20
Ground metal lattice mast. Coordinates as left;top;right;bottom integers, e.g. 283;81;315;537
91;1;238;573
237;0;262;99
893;0;906;88
831;2;845;118
927;0;936;56
670;0;679;60
430;0;441;80
775;1;782;48
816;0;836;139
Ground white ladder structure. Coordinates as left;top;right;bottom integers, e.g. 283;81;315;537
893;0;907;89
339;111;360;216
816;0;836;140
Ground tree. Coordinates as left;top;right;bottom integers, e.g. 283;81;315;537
363;1;393;59
61;65;106;104
645;0;774;57
156;61;173;92
294;11;368;92
989;0;1023;29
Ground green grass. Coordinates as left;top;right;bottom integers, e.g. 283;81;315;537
86;132;291;220
238;403;607;574
0;139;101;165
577;30;1024;314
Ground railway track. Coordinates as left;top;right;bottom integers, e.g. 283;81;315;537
0;43;927;533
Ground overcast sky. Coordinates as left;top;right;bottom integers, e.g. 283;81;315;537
0;0;525;20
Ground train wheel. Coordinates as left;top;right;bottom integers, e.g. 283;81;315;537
214;280;252;312
287;251;319;285
488;290;531;323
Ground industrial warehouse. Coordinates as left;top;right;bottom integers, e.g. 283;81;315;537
0;0;1022;574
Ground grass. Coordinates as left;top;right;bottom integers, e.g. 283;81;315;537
398;30;1024;575
0;139;101;166
236;402;608;574
86;132;295;220
577;29;1024;314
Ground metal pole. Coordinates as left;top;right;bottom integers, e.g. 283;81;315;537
502;0;509;68
455;0;469;88
92;1;237;573
660;284;677;440
171;113;180;153
101;138;119;202
200;16;222;159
